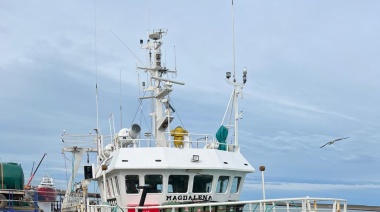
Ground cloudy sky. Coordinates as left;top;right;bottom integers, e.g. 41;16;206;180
1;0;380;206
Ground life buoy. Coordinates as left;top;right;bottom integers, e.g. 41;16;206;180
170;126;188;148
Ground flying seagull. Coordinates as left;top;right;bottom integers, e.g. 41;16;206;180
320;137;349;148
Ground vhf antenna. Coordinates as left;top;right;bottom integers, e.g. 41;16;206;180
232;0;236;81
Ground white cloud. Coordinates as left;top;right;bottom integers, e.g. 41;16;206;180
249;86;360;122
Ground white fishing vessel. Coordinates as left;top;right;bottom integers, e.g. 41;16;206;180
60;27;347;212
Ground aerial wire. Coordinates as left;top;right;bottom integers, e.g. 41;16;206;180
221;89;234;125
173;46;178;78
232;0;236;81
62;153;69;187
231;0;239;147
120;69;122;128
109;30;152;134
94;0;100;158
147;0;150;32
167;98;185;129
109;30;146;68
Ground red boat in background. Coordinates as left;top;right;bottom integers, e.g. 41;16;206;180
37;175;57;202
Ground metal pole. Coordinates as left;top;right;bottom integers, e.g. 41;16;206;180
259;166;266;200
259;166;266;212
101;165;107;204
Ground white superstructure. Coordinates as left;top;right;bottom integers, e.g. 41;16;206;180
60;29;347;212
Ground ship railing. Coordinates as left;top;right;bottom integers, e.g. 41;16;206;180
61;192;85;211
86;197;347;212
166;132;216;149
0;189;39;210
116;133;239;151
61;133;99;151
61;132;240;151
163;133;239;151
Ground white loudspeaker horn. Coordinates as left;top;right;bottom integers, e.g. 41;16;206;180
129;124;141;139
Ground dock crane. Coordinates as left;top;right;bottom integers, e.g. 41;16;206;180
24;153;47;190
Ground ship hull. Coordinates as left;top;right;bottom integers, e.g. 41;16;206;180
37;187;57;202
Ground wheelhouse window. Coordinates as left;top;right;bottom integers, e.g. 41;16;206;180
110;178;116;197
114;176;120;196
99;182;104;195
145;175;163;193
230;176;241;193
216;176;229;193
106;179;112;197
192;174;213;193
125;175;139;194
168;175;189;193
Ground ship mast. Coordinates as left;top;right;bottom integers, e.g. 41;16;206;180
225;0;247;152
225;68;247;152
138;29;184;147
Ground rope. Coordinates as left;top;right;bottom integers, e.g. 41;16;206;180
112;204;125;212
228;89;235;145
290;201;301;212
266;203;276;212
131;71;152;135
71;153;75;192
168;96;185;129
252;203;259;212
61;152;70;186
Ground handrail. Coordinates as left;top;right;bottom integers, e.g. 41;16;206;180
62;132;242;151
84;197;348;212
0;189;40;211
